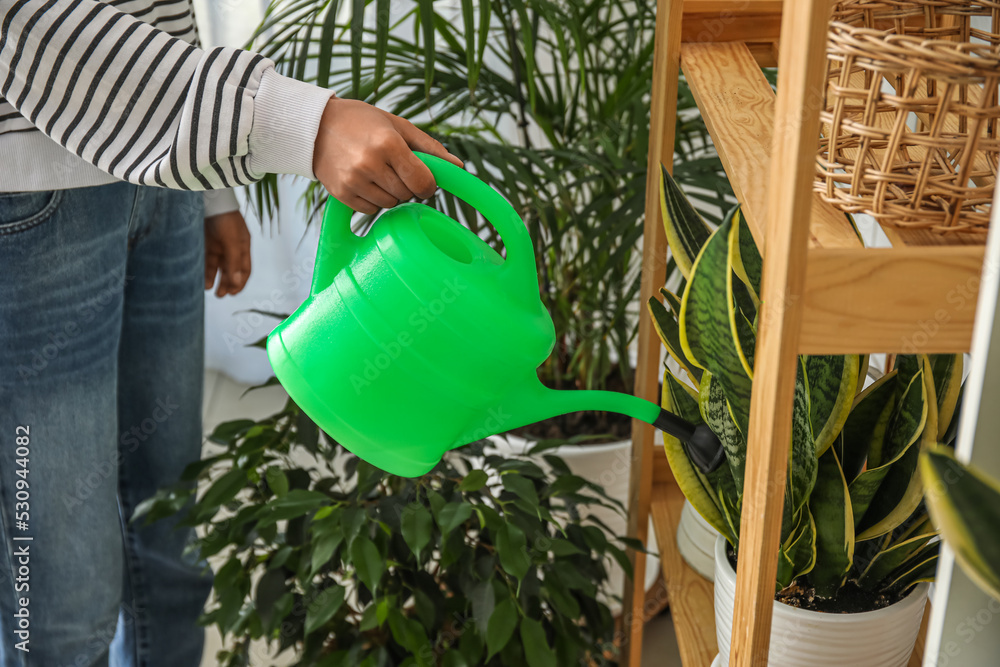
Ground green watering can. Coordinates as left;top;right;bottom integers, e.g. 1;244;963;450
267;153;721;477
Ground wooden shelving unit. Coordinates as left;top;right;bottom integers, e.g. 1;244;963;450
621;1;991;665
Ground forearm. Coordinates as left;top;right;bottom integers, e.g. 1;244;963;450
0;0;332;189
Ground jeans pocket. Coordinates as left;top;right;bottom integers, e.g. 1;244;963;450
0;190;63;235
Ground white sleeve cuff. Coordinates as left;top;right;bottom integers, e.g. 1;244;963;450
247;69;334;181
203;188;241;217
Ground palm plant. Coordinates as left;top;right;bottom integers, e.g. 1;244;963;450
246;0;733;401
651;165;963;603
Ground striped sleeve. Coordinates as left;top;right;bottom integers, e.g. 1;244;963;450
0;0;334;189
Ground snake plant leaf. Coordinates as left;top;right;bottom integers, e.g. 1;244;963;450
660;287;682;314
883;553;939;596
849;370;927;531
730;282;757;378
941;381;965;447
809;447;855;597
788;359;818;518
680;216;753;434
858;531;938;591
718;484;742;550
856;358;936;540
837;370;897;485
699;371;747;499
661;369;735;543
804;355;860;458
727;207;762;307
777;508;817;591
922;447;1000;602
929;355;964;440
647;296;701;384
659;163;712;280
858;354;870;386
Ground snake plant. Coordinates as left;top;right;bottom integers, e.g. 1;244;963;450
922;447;1000;602
651;165;964;600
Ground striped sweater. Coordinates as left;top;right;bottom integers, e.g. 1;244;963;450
0;0;334;215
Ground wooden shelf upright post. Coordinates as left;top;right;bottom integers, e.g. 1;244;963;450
730;1;834;663
623;1;989;665
621;0;682;662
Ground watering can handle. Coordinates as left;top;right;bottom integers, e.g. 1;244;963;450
310;152;537;300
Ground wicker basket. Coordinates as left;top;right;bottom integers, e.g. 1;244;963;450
816;1;1000;234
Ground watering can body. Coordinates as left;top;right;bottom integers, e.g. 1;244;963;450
268;154;713;477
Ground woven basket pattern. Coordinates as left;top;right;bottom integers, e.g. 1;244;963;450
816;1;1000;234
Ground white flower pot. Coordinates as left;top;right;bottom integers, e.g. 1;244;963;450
486;434;661;615
676;499;720;581
711;535;928;667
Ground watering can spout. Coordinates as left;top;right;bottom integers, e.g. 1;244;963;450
476;379;725;474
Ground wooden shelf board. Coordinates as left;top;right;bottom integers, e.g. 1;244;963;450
909;603;932;667
800;246;984;354
681;41;863;253
650;483;718;667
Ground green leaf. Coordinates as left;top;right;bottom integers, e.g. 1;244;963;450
837;370;897;484
388;607;433;665
255;568;288;630
680;215;753;435
310;526;344;577
728;207;761;304
437;502;473;534
922;447;1000;601
496;523;530;581
458;469;488;492
659;163;712;279
442;650;469;667
200;469;247;508
470;580;495;634
486;597;518;660
776;509;816;590
809;447;854;597
401;504;433;562
648;294;701;384
207;419;255;444
502;473;539;507
546;538;583;556
700;371;747;499
373;0;389;92
305;585;346;635
315;0;342;90
661;369;736;543
350;0;364;97
351;536;384;592
804;354;859;457
858;528;937;590
850;370;927;529
265;466;289;498
417;0;436;94
520;616;557;667
788;360;818;519
929;354;963;440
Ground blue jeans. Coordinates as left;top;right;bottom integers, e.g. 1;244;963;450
0;183;214;666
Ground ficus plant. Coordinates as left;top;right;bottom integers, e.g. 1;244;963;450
649;165;964;604
245;0;735;396
133;393;636;667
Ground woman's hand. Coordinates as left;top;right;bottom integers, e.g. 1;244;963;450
204;211;251;297
312;98;463;214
